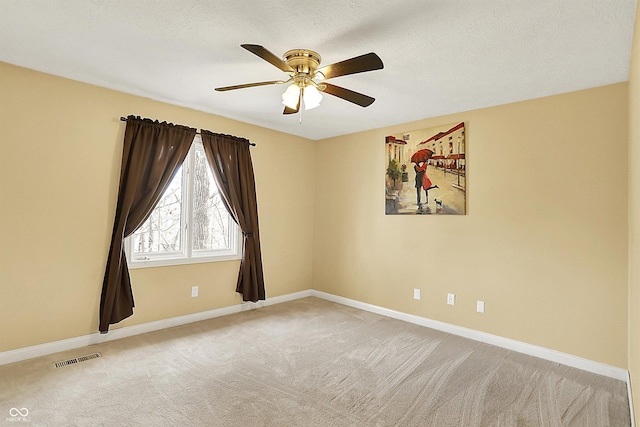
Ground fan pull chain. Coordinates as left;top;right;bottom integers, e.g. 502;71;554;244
299;96;303;124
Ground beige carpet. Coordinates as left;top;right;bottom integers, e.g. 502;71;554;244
0;297;631;426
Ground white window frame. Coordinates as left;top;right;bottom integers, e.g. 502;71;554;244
125;136;241;269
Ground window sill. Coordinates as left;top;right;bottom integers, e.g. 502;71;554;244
128;253;242;269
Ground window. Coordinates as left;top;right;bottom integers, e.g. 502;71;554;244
126;136;240;268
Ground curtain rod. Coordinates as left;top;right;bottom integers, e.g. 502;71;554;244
119;117;256;146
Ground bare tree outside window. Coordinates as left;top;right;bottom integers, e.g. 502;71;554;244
193;147;230;251
133;170;182;254
192;150;211;250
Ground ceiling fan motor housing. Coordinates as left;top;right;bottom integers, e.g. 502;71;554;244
283;49;322;79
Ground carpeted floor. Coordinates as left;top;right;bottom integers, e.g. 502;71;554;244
0;297;631;426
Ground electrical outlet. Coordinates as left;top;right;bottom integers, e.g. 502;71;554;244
477;301;485;313
447;293;455;305
191;286;199;298
413;289;421;300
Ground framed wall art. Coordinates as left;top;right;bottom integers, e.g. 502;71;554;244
385;122;466;215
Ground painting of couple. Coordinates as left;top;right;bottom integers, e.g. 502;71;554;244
385;122;466;215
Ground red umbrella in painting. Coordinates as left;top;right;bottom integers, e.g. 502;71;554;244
411;148;434;163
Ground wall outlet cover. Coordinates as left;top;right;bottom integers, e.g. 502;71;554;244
447;293;455;305
413;289;421;300
477;300;485;313
191;286;199;297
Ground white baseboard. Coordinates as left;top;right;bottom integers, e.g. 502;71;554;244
0;288;628;381
310;290;629;382
0;290;312;366
0;289;631;393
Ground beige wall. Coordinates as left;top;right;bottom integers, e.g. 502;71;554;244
0;62;315;352
313;83;629;368
629;2;640;421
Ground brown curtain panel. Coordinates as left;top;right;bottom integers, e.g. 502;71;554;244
100;116;196;332
200;130;265;302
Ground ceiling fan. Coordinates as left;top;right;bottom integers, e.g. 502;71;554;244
215;44;384;115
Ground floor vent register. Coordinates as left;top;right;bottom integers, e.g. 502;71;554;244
54;352;102;368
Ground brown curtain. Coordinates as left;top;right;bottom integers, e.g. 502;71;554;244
200;130;265;302
100;116;196;332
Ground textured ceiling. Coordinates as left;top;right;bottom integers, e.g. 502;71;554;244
0;0;636;140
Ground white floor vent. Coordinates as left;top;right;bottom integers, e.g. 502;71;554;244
54;352;101;368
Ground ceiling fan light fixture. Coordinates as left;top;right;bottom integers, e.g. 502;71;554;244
303;85;322;110
281;83;300;109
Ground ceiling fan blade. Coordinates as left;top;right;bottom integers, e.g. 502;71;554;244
241;44;294;73
283;106;298;115
283;93;301;115
316;52;383;80
321;83;375;107
215;80;284;91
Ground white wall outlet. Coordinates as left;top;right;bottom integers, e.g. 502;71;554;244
477;300;485;313
191;286;199;298
447;293;455;305
413;289;421;300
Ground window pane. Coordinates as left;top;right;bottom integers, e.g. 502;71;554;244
132;168;183;255
193;148;231;251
